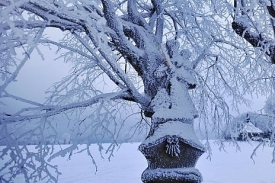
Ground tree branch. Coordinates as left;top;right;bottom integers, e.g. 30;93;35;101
1;1;99;32
1;91;44;107
127;0;149;30
0;29;44;95
0;19;83;32
101;0;145;76
231;21;267;48
151;0;164;43
72;32;148;107
232;20;275;64
267;4;275;18
232;1;275;64
0;90;135;124
39;38;126;90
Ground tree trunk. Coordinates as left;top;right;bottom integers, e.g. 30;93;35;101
139;41;205;183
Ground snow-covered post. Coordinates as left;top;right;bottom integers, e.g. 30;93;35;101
139;40;205;183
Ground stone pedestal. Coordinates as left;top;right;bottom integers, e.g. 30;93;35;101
139;121;205;183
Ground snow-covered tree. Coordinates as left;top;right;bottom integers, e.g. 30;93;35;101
230;112;274;139
232;0;275;150
0;0;274;182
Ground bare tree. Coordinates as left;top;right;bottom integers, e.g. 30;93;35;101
0;0;274;182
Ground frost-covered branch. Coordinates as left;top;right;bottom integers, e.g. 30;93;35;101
2;1;84;32
100;0;151;80
101;0;144;59
232;20;275;63
127;0;149;30
151;0;164;43
192;41;215;69
0;29;44;95
0;90;134;124
39;38;126;90
1;91;44;107
232;0;275;64
72;32;148;106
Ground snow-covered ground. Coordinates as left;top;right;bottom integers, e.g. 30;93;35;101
6;141;275;183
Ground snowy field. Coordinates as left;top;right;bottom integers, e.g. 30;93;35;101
5;141;275;183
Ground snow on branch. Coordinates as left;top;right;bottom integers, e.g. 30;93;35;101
72;32;148;106
0;90;134;124
101;0;144;71
1;0;97;32
0;29;44;95
38;38;126;91
151;0;164;43
1;91;44;107
1;21;48;31
232;1;275;64
127;0;149;30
